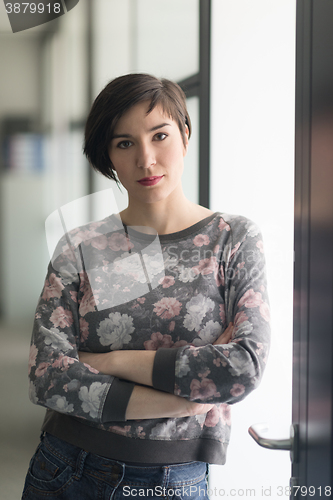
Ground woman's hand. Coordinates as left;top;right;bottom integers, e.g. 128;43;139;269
78;352;215;420
125;385;215;420
213;321;234;345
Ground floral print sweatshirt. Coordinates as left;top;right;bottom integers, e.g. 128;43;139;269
28;212;270;465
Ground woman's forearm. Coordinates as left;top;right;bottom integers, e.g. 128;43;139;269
78;324;234;388
79;350;155;386
125;385;214;420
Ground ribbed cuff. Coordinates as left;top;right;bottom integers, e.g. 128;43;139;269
152;348;179;394
102;379;135;422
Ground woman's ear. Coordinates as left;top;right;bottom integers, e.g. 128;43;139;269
183;125;189;155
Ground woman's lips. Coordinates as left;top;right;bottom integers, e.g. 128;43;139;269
137;176;163;186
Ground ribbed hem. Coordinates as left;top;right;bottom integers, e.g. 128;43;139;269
152;348;178;393
102;379;135;422
41;411;227;465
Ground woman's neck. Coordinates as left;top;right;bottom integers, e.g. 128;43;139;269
119;193;213;235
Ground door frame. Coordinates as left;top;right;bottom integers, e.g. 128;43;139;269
293;0;333;491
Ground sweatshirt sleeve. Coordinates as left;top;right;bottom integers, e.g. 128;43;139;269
28;244;134;423
152;219;270;405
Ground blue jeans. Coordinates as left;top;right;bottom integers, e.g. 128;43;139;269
22;433;210;499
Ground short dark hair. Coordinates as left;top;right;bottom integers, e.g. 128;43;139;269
83;73;192;182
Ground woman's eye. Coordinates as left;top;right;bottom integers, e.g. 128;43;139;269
154;133;167;141
117;140;132;149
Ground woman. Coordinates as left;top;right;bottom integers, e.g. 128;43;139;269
23;74;270;499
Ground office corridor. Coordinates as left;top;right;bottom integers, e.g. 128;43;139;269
0;322;45;499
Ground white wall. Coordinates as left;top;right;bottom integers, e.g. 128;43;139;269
0;27;45;319
0;36;40;117
210;0;296;495
135;0;199;81
0;3;89;321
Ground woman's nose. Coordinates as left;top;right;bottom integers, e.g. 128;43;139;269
136;143;156;168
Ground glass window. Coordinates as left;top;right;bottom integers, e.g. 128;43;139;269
183;96;199;204
135;0;199;80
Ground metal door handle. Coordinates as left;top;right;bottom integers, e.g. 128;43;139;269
248;423;298;463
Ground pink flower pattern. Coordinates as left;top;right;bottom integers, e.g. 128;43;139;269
158;276;175;288
29;212;269;456
28;344;38;375
219;304;226;324
169;321;175;332
42;273;64;300
79;318;89;343
35;362;50;377
83;362;99;374
230;242;241;260
218;219;230;232
219;404;232;426
234;311;248;328
50;307;73;328
204;405;220;427
193;234;210;247
108;233;134;251
90;234;108;250
52;356;77;370
153;297;182;319
79;287;98;317
190;378;221;400
144;332;174;350
238;289;263;309
230;383;245;398
192;256;217;276
256;240;264;253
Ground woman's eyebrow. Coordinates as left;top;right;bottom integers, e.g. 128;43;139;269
149;123;171;132
112;123;171;139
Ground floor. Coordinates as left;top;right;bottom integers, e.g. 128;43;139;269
0;321;45;500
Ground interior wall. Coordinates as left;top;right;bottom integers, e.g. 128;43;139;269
0;37;40;117
210;0;296;493
0;31;45;320
0;3;89;322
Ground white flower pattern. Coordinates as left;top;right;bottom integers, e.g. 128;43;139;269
41;326;72;352
46;395;74;413
183;294;215;332
79;382;108;419
28;212;270;464
193;320;222;346
97;312;134;349
175;355;191;378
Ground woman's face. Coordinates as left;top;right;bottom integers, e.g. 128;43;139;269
108;101;188;206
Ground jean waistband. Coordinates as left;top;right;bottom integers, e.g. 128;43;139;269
42;432;207;486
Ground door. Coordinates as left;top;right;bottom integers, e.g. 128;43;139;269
249;0;333;494
292;0;333;492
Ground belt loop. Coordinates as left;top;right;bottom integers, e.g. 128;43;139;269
162;465;170;490
74;449;88;481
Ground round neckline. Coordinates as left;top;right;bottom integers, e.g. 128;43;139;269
110;212;220;242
